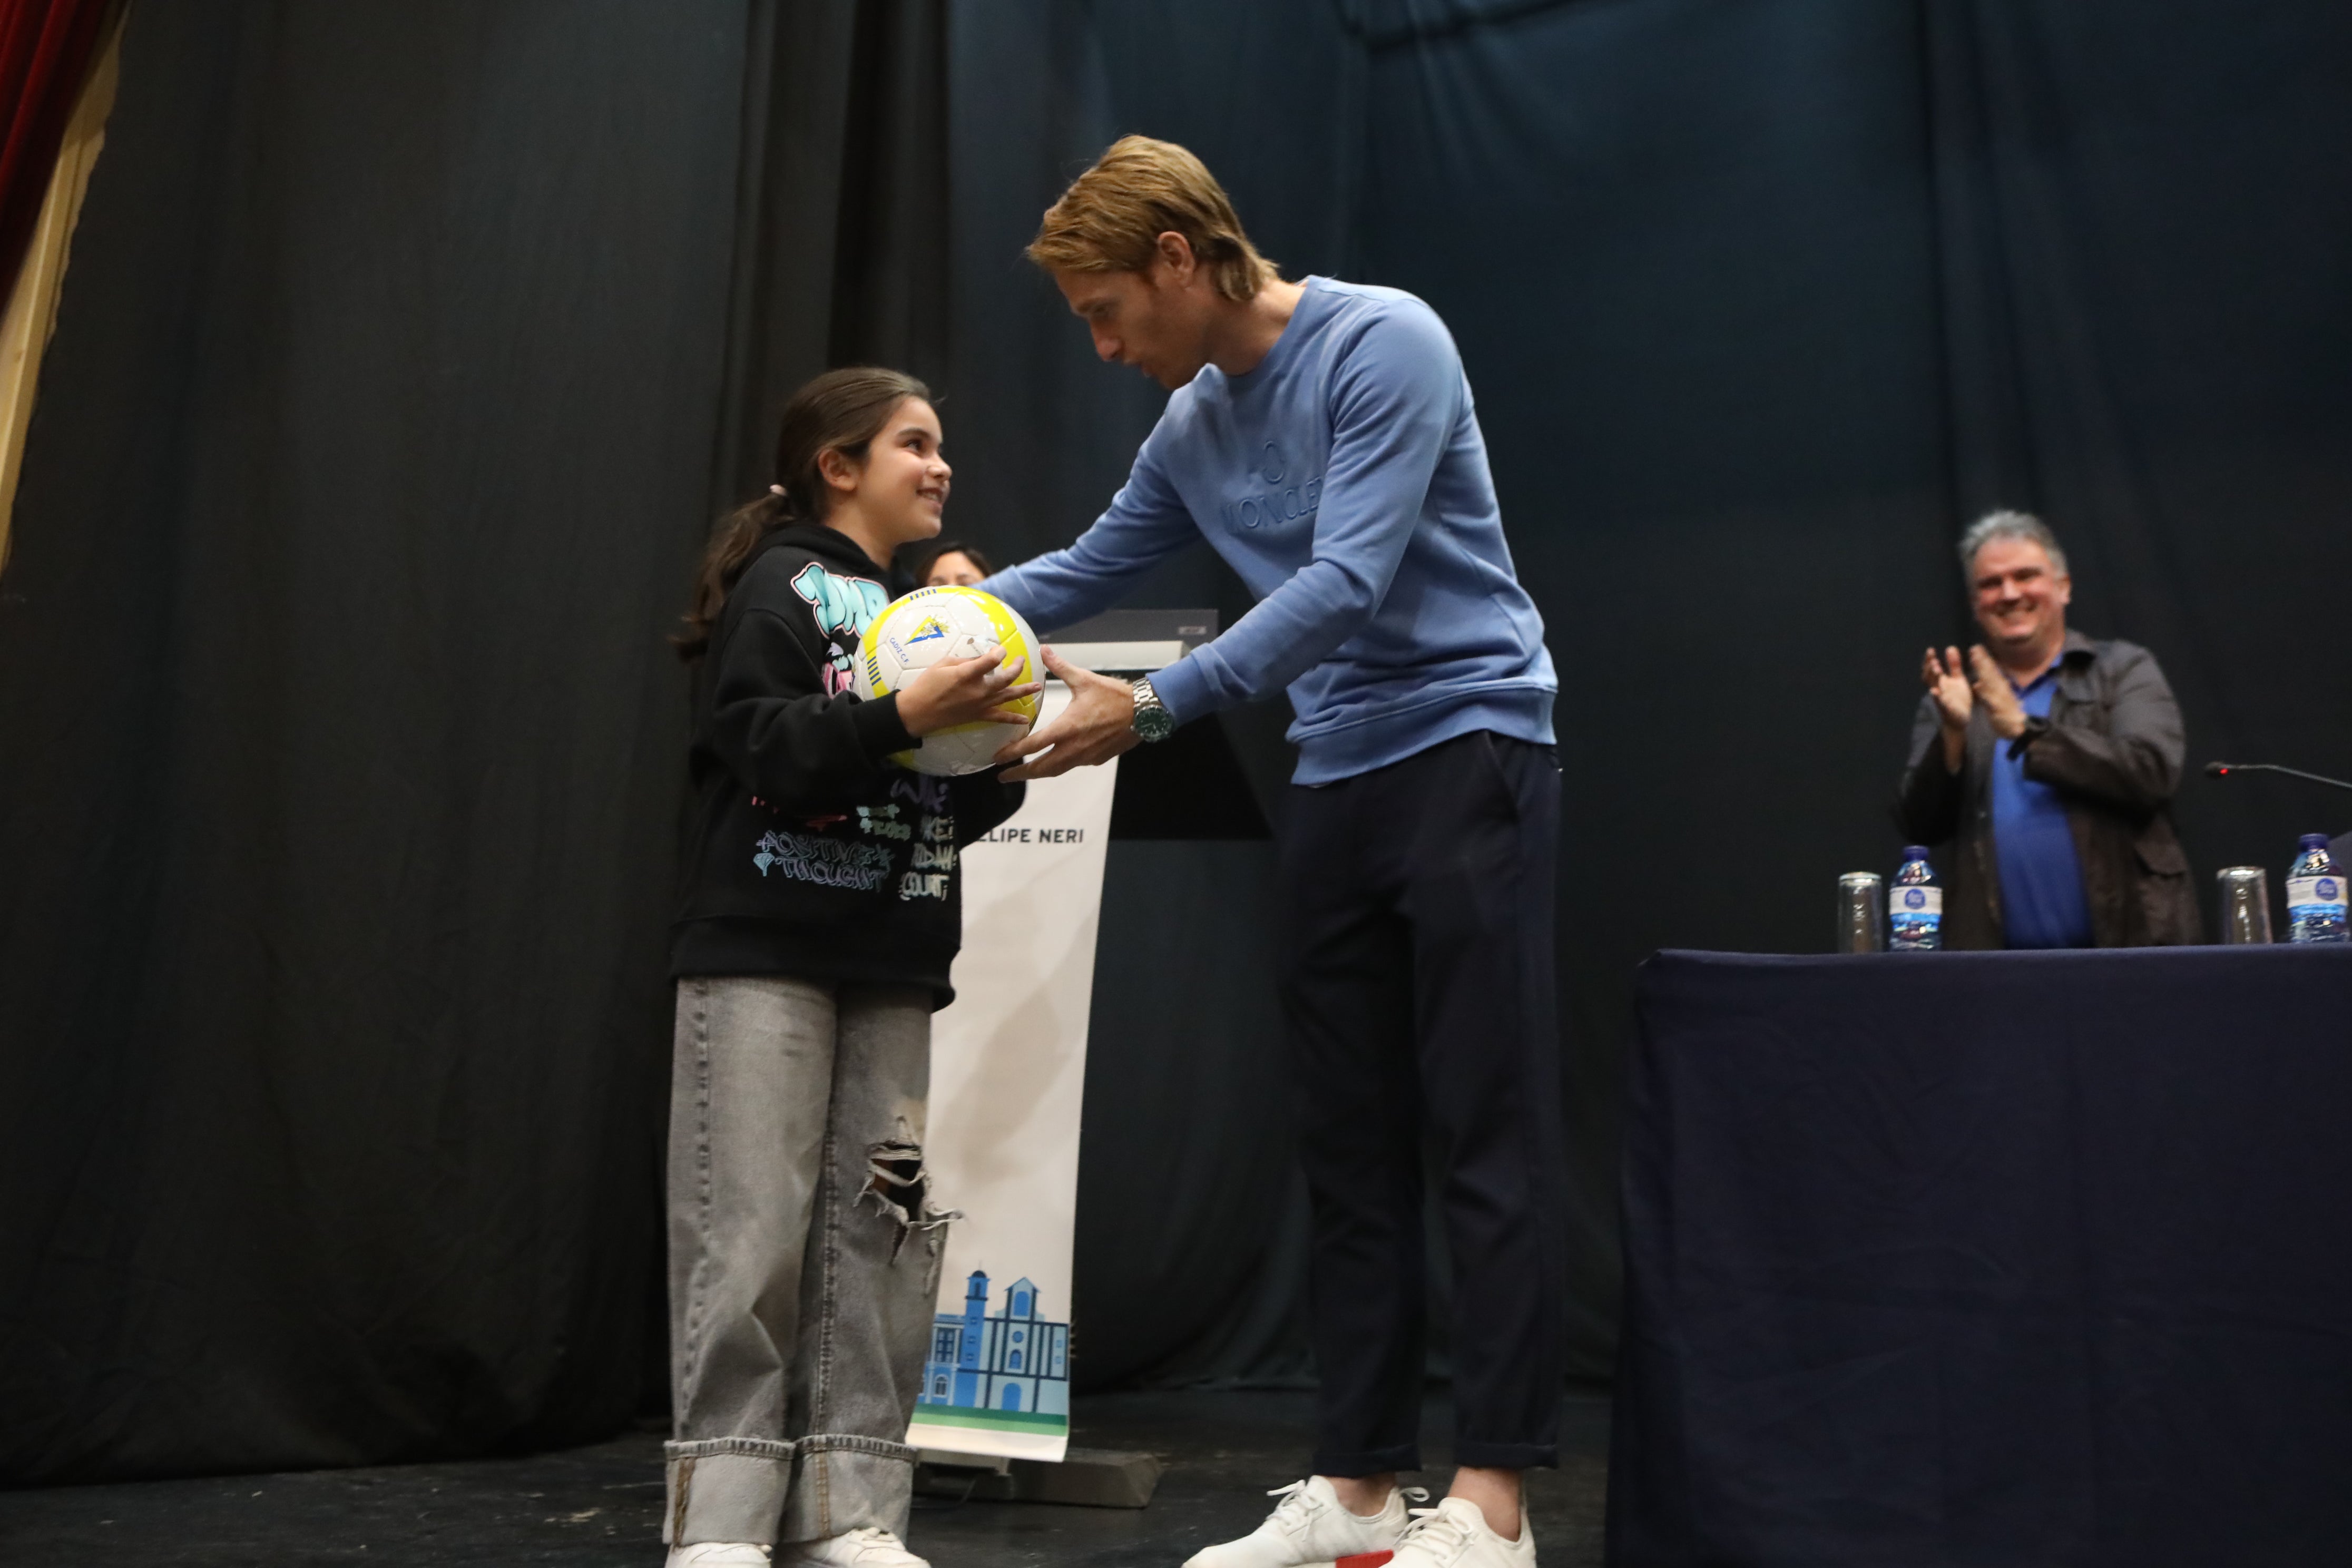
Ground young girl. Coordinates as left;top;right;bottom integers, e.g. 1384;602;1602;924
663;368;1036;1568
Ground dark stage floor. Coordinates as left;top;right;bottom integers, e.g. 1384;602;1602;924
0;1388;1611;1567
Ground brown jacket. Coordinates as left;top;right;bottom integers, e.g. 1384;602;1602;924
1898;631;2201;948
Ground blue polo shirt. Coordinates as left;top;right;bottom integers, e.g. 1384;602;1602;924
1993;664;2094;948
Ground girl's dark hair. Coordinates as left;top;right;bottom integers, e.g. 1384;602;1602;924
674;366;931;660
912;538;995;582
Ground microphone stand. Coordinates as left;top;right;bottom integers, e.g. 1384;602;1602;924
2205;761;2352;792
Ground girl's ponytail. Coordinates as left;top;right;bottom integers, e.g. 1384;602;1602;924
673;366;930;661
674;488;795;660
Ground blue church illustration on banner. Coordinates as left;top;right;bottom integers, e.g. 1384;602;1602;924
916;1270;1070;1426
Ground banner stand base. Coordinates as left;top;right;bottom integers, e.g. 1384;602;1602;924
914;1446;1010;1474
915;1447;1164;1510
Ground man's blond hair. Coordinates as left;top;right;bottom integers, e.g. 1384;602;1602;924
1026;136;1278;302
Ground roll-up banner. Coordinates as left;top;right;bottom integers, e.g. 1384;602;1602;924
905;684;1117;1464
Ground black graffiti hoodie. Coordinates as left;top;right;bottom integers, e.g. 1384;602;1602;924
670;522;1025;1002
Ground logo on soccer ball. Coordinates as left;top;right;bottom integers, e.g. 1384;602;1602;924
1903;889;1926;909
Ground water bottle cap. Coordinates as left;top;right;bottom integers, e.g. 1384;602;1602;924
2301;833;2330;849
1900;846;1931;863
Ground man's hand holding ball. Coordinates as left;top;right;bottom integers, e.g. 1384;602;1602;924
994;646;1144;782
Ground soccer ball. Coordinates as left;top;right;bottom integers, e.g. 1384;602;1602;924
857;586;1044;776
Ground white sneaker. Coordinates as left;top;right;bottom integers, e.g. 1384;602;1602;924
776;1528;929;1567
667;1546;771;1567
1183;1477;1428;1568
1387;1497;1536;1568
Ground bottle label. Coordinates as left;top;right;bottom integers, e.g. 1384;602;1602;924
2287;875;2346;912
1890;886;1944;917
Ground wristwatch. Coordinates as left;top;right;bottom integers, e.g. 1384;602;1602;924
1129;676;1176;743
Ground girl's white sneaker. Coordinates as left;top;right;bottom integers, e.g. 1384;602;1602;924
777;1527;929;1567
667;1545;771;1566
1387;1497;1536;1568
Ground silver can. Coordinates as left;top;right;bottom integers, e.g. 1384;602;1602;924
2216;866;2274;944
1836;872;1887;953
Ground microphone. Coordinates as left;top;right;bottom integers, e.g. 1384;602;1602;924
2205;760;2352;792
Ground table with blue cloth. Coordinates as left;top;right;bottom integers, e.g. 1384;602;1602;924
1607;947;2352;1568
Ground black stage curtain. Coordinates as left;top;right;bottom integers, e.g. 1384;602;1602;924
0;2;740;1482
5;0;2350;1481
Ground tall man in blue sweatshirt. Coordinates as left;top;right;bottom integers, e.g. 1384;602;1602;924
987;138;1563;1568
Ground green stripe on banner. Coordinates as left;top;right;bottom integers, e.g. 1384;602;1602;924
910;1407;1070;1433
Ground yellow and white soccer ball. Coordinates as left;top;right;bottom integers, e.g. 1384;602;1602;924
857;585;1043;776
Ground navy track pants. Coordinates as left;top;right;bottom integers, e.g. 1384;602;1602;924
1278;729;1569;1475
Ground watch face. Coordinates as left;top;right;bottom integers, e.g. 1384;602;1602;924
1134;699;1175;742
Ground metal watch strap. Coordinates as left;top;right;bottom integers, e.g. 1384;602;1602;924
1130;675;1175;742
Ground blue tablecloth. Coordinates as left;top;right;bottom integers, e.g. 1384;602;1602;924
1608;946;2352;1567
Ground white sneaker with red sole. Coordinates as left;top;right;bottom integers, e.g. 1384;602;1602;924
1386;1497;1536;1568
1182;1477;1430;1568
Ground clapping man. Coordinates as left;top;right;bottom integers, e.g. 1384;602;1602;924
1900;511;2199;947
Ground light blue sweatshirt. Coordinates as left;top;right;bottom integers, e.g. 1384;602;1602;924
985;277;1556;785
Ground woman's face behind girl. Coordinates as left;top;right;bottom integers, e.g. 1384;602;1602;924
817;397;950;567
924;551;985;587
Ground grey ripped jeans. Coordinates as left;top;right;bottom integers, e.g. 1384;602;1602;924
665;976;952;1547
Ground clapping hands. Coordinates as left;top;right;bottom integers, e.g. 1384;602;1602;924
1923;646;1973;733
1922;644;2030;771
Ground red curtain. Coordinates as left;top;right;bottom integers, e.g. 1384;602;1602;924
0;0;114;301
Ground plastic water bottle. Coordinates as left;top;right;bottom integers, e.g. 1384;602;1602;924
2285;834;2349;944
1889;846;1943;950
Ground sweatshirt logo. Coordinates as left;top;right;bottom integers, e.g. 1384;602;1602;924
791;562;889;695
1221;471;1322;531
753;827;893;891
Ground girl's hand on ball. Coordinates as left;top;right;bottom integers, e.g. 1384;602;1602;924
895;645;1041;738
